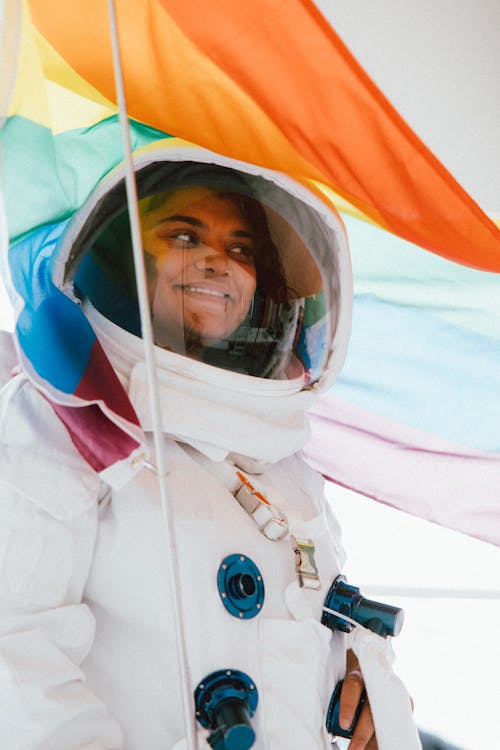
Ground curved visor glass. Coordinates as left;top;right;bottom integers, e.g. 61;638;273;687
72;162;339;384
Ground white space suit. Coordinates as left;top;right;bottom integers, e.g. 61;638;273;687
0;144;419;750
0;323;345;750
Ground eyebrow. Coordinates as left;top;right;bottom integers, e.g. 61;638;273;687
159;214;204;228
158;214;254;238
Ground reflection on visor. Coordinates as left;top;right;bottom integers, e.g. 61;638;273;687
72;164;335;384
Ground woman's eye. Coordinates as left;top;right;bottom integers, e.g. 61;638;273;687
171;231;197;246
228;245;255;262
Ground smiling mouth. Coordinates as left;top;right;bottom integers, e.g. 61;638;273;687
177;284;230;300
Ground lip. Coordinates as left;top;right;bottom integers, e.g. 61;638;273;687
174;283;232;301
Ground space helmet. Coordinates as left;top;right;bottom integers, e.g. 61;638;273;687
60;144;351;391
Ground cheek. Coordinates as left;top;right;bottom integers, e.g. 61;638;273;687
151;258;181;316
154;251;185;288
239;266;257;302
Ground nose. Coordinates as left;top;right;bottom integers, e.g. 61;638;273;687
194;246;230;276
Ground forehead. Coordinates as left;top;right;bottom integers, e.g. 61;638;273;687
140;186;252;229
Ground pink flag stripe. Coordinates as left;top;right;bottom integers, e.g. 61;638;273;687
305;396;500;547
75;339;140;427
51;401;141;474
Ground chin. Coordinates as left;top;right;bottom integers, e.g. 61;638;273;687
198;332;229;347
190;318;238;345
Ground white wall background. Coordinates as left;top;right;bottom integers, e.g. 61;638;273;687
316;0;500;215
328;484;500;750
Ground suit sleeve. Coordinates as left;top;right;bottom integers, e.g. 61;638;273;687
0;376;124;750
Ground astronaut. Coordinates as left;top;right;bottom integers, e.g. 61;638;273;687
0;143;416;750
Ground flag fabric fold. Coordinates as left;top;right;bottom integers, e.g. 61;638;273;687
303;213;500;545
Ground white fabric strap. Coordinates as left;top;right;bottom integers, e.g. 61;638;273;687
348;627;422;750
181;444;290;542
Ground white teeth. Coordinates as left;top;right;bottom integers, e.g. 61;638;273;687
182;285;229;299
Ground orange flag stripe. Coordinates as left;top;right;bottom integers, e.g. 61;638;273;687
28;1;328;187
29;0;500;271
163;0;500;270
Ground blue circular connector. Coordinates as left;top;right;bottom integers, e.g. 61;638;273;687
217;554;265;619
195;669;259;750
322;575;404;637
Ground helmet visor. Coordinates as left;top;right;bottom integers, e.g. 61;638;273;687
71;162;340;384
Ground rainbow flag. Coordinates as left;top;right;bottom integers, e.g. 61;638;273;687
1;2;499;537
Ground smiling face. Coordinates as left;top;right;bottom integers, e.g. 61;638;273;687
140;188;258;353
